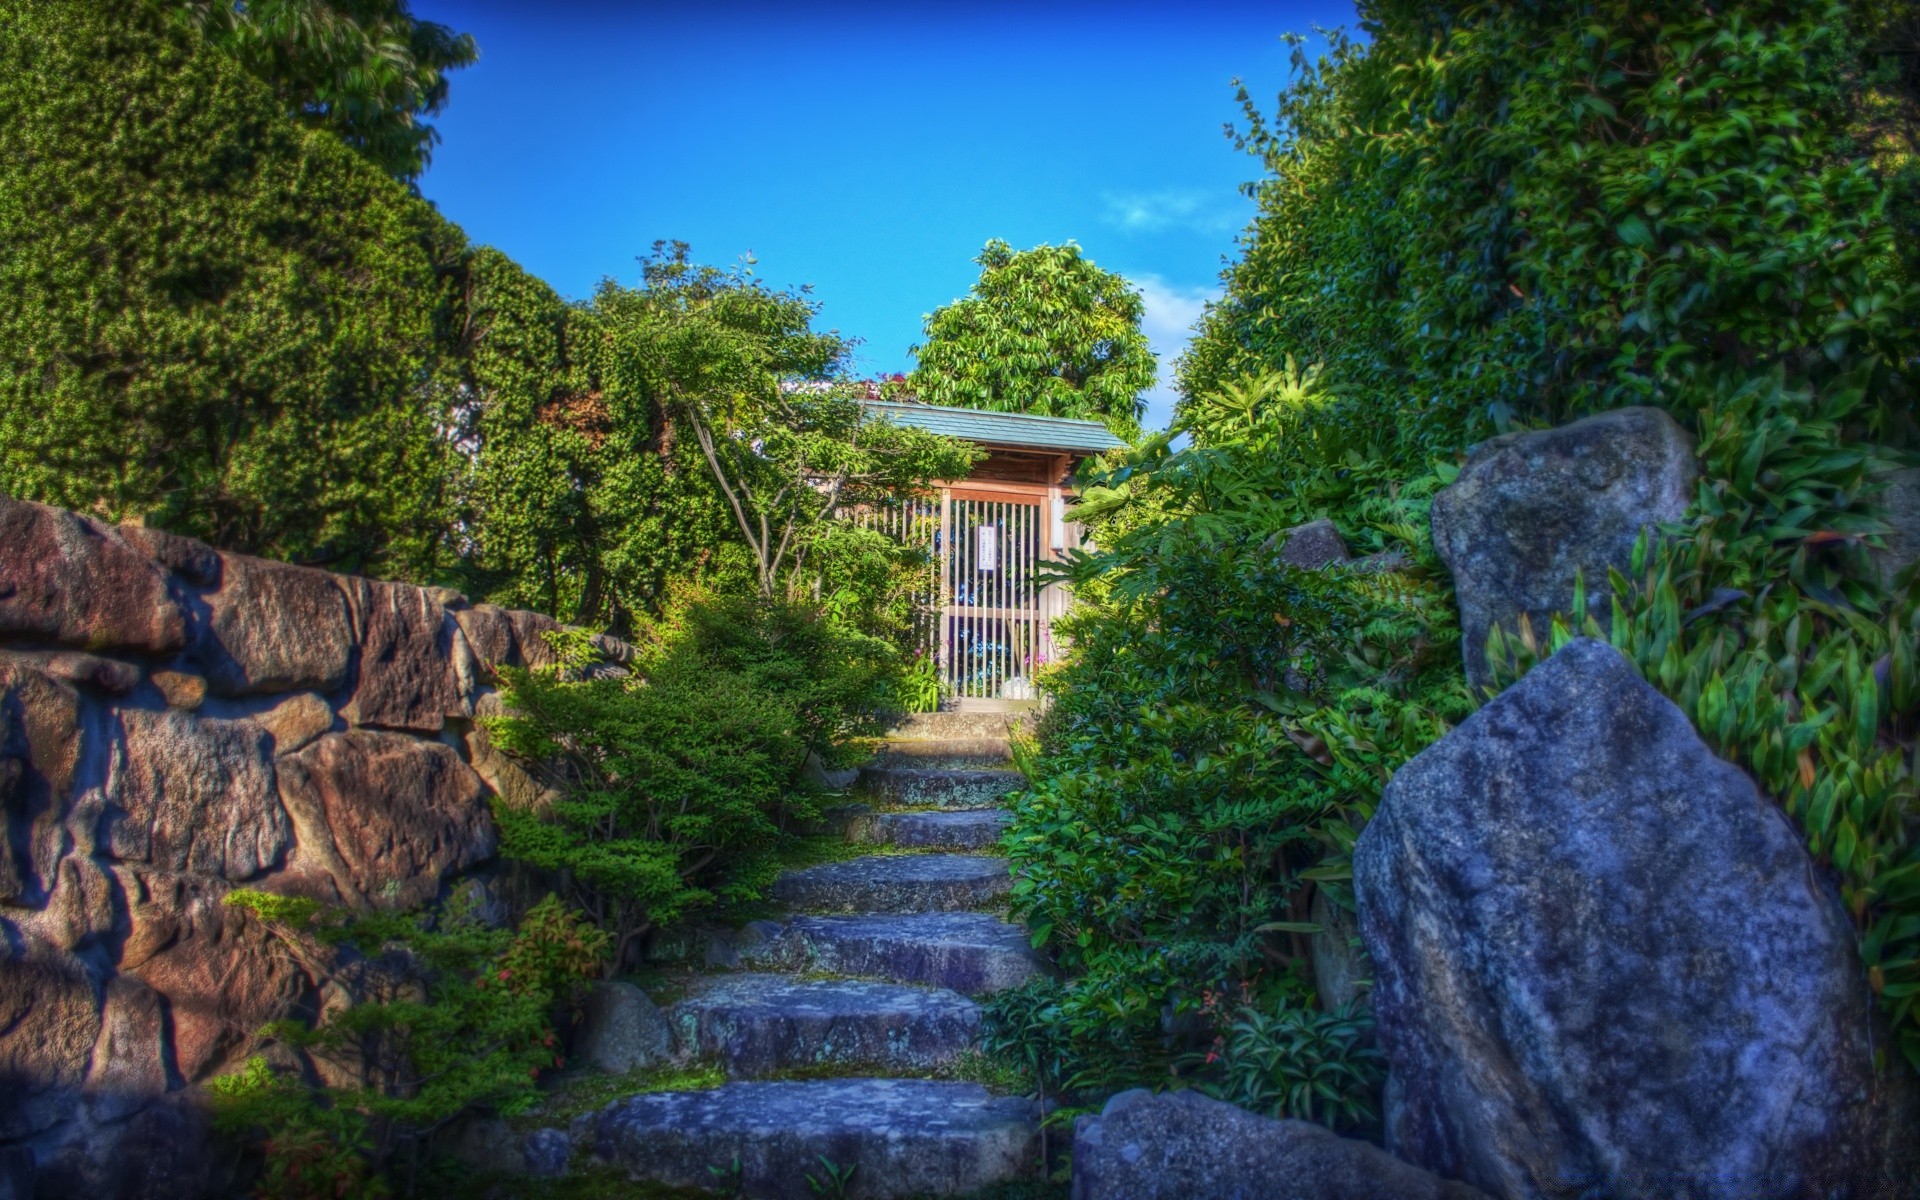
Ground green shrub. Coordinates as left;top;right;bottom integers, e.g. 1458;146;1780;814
212;890;606;1195
1000;367;1471;1097
1001;0;1920;1112
486;595;902;969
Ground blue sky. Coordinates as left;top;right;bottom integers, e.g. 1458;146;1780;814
412;1;1359;432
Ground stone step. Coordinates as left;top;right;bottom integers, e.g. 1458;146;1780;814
772;854;1010;914
748;912;1047;995
584;1078;1040;1199
669;974;980;1076
886;711;1016;742
856;764;1024;808
847;807;1011;851
872;737;1013;769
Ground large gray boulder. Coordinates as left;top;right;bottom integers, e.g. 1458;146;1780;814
1070;1089;1489;1200
575;980;672;1073
1874;466;1920;585
1431;407;1695;688
1354;638;1899;1199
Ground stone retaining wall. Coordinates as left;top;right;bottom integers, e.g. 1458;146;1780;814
0;495;624;1197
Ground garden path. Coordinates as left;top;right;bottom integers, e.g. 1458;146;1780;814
562;711;1046;1199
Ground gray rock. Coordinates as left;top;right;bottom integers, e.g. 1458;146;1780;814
522;1127;572;1179
587;1078;1039;1199
0;498;187;655
270;730;493;908
1874;466;1920;584
870;736;1013;768
1070;1089;1488;1200
104;708;289;882
1431;406;1695;688
198;553;353;696
1354;638;1897;1199
801;749;860;791
669;973;980;1076
885;711;1013;743
703;919;786;969
772;854;1010;914
339;577;467;732
576;980;671;1073
847;808;1010;851
1308;889;1364;1012
1278;518;1351;569
446;1118;571;1179
0;649;138;696
755;912;1046;995
854;764;1023;808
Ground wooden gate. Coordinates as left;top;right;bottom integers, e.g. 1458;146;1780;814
855;486;1071;705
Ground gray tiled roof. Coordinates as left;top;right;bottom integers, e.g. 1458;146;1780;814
861;400;1126;454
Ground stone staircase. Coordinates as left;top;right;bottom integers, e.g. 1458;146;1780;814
532;711;1045;1199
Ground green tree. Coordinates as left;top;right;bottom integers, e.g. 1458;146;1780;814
910;240;1155;440
166;0;477;184
0;0;464;576
456;243;976;629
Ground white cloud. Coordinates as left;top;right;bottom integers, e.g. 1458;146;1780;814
1133;274;1219;435
1102;189;1244;237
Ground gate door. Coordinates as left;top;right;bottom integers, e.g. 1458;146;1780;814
940;492;1053;702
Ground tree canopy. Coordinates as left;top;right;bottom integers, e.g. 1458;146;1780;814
166;0;477;183
909;240;1155;440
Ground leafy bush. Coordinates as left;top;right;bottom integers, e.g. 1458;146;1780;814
486;595;902;969
213;890;606;1195
999;367;1471;1098
1187;992;1385;1133
164;0;477;184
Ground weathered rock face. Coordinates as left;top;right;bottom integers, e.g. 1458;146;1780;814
339;578;469;732
198;553;355;697
1070;1089;1490;1200
103;708;289;881
1875;466;1920;584
1354;638;1897;1199
576;981;673;1074
0;498;186;655
274;731;494;908
1308;889;1363;1013
1431;407;1695;688
0;494;630;1197
1277;518;1351;569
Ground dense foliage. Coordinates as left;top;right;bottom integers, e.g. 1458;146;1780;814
992;366;1471;1108
910;240;1154;440
0;0;462;575
484;597;906;971
211;891;607;1196
166;0;477;183
999;0;1920;1116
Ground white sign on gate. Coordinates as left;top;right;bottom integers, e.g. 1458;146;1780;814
977;524;998;572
